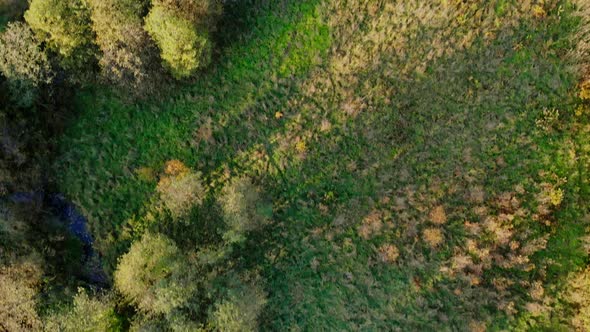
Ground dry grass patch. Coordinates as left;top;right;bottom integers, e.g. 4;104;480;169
357;209;384;240
429;205;447;225
377;244;399;264
423;228;444;248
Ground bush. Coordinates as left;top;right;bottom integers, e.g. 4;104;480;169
25;0;95;76
44;289;121;332
218;177;268;244
114;232;196;315
88;0;161;95
144;4;212;79
0;22;51;107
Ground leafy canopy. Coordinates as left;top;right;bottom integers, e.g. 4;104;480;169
145;4;211;79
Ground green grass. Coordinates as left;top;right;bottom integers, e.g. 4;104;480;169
55;0;590;329
56;0;330;263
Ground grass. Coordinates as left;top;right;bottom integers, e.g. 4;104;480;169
54;0;590;329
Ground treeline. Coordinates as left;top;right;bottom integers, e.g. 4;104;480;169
0;0;222;193
2;0;221;105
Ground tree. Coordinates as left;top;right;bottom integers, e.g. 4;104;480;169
156;162;206;219
210;277;267;332
145;1;221;79
0;258;44;332
25;0;95;77
154;0;222;25
88;0;162;95
218;177;269;244
0;22;51;107
114;232;196;315
44;289;122;332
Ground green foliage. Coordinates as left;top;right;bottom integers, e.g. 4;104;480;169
0;22;51;107
144;4;211;79
114;232;196;315
218;177;268;244
44;289;122;332
153;0;222;26
24;0;95;76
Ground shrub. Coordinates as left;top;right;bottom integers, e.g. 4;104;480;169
144;4;212;79
25;0;95;75
0;22;51;107
210;278;267;332
218;177;268;244
114;233;196;315
44;289;121;332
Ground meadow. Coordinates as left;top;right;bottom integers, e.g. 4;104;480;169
44;0;590;329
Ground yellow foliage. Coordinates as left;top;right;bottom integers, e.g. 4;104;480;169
580;79;590;100
549;188;564;206
164;159;189;176
566;267;590;330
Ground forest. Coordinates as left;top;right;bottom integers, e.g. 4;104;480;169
1;0;590;330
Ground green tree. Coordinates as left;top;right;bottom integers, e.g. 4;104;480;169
24;0;95;77
218;177;269;244
144;1;221;80
210;277;267;332
114;232;196;315
88;0;161;95
145;4;212;79
0;22;51;107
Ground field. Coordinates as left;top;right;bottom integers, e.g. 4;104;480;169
53;0;590;329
